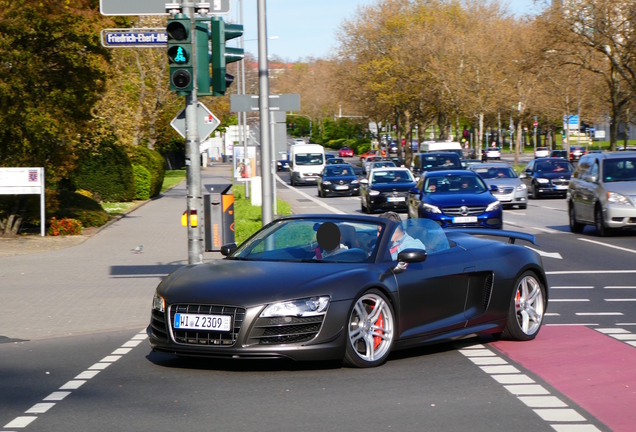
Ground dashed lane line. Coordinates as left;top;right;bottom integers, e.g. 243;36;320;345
456;343;602;431
2;329;147;431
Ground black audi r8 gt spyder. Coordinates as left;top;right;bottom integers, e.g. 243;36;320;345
148;215;548;368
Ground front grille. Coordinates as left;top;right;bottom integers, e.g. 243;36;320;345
493;187;514;195
249;315;325;345
443;206;486;216
170;304;246;346
551;179;569;187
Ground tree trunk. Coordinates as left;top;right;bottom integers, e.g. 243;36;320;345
478;113;484;158
515;121;522;166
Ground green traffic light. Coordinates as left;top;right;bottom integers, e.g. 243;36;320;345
167;15;193;93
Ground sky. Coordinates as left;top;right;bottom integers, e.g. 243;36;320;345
233;0;543;62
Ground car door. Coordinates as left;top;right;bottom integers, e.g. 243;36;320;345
579;158;600;222
395;246;474;338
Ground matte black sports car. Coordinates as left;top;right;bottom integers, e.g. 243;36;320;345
148;215;548;368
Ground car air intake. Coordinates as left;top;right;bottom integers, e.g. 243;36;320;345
248;315;325;345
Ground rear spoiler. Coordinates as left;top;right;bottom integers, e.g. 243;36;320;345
448;229;538;246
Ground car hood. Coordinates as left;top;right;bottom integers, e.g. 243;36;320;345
483;178;522;188
426;191;496;206
603;180;636;196
533;172;572;180
158;260;380;307
368;182;416;192
323;175;358;183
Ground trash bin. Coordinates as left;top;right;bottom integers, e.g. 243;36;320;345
203;184;235;252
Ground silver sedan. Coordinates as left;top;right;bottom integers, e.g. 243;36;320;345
469;163;528;209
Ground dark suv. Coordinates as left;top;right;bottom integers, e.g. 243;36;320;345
520;158;574;199
411;152;462;176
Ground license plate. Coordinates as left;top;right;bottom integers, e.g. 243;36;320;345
335;185;349;190
387;197;405;202
555;185;568;190
174;313;232;331
453;216;478;223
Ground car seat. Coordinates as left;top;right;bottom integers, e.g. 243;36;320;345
339;224;360;249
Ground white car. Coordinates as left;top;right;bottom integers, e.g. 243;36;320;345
484;147;501;160
535;147;550;158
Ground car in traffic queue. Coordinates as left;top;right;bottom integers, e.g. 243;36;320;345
317;164;360;197
388;142;398;155
359;149;386;161
534;147;550;158
411;152;463;176
276;158;290;171
469;163;528;209
339;146;354;158
365;160;396;177
406;170;503;229
482;146;501;161
326;157;347;165
148;214;548;368
549;150;568;159
362;156;384;174
360;167;417;214
520;158;574;199
568;151;636;236
390;157;406;167
569;145;587;162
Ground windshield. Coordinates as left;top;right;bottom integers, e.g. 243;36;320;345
372;170;414;184
603;158;636;182
473;167;516;179
231;218;384;263
535;161;572;173
295;153;324;165
425;174;487;193
325;166;353;176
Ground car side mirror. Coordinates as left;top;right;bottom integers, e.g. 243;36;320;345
490;184;498;192
583;175;597;183
394;249;428;273
519;173;527;179
360;178;369;185
409;187;420;195
221;243;238;257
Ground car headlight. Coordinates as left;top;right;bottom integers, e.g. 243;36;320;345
607;191;632;206
423;203;442;214
516;184;527;191
322;181;332;185
486;201;501;212
260;296;330;317
351;179;359;184
369;189;380;196
153;292;165;312
536;178;550;184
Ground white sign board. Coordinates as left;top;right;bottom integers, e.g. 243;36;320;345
0;168;46;236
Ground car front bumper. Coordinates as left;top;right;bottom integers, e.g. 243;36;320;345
421;210;503;229
322;184;359;195
604;205;636;229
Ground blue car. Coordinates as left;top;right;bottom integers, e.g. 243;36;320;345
407;170;503;229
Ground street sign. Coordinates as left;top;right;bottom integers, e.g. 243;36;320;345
230;94;301;112
101;28;167;48
100;0;230;15
171;102;220;142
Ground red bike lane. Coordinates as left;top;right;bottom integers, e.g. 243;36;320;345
492;326;636;432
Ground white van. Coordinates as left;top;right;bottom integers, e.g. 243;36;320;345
418;141;464;160
290;143;325;186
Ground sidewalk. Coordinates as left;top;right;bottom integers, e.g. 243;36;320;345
0;164;232;342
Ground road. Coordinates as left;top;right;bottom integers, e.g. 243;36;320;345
1;155;635;432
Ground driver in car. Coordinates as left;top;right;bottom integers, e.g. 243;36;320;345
378;212;426;260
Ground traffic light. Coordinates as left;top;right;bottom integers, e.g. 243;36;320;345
210;16;244;96
195;21;213;95
167;15;193;94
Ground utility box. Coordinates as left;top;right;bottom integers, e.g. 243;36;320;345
204;184;235;252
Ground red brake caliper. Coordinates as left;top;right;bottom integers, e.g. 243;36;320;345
370;304;384;349
515;290;521;311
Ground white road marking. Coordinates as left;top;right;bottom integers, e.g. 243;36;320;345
547;270;636;275
605;298;636;301
100;355;122;362
458;349;496;357
595;328;629;334
112;348;132;355
546;323;598;326
24;403;55;414
492;374;536;384
4;416;37;428
525;246;563;259
629;342;636;348
578;237;636;254
534;227;562;234
480;365;520;374
42;392;70;401
545;313;561;316
468;356;508;365
549;299;589;302
75;371;100;379
276;175;345;214
87;362;111;371
551;286;594;289
605;286;636;289
551;425;602;432
610;334;636;340
518;396;568;408
504;384;550;395
617;323;636;326
122;340;143;347
59;380;86;390
575;312;623;316
533;409;586;422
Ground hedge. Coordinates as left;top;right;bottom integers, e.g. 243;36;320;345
127;145;166;197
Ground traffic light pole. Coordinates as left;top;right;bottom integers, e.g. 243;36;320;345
257;0;273;226
184;2;203;265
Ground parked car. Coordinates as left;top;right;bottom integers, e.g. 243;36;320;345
411;152;463;176
534;147;550;158
469;163;528;209
360;167;417;214
549;150;568;159
339;146;354;158
362;156;383;174
407;170;503;229
569;145;587;162
317;164;360;197
519;158;574;199
568;151;636;236
326;157;347;165
148;215;548;367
